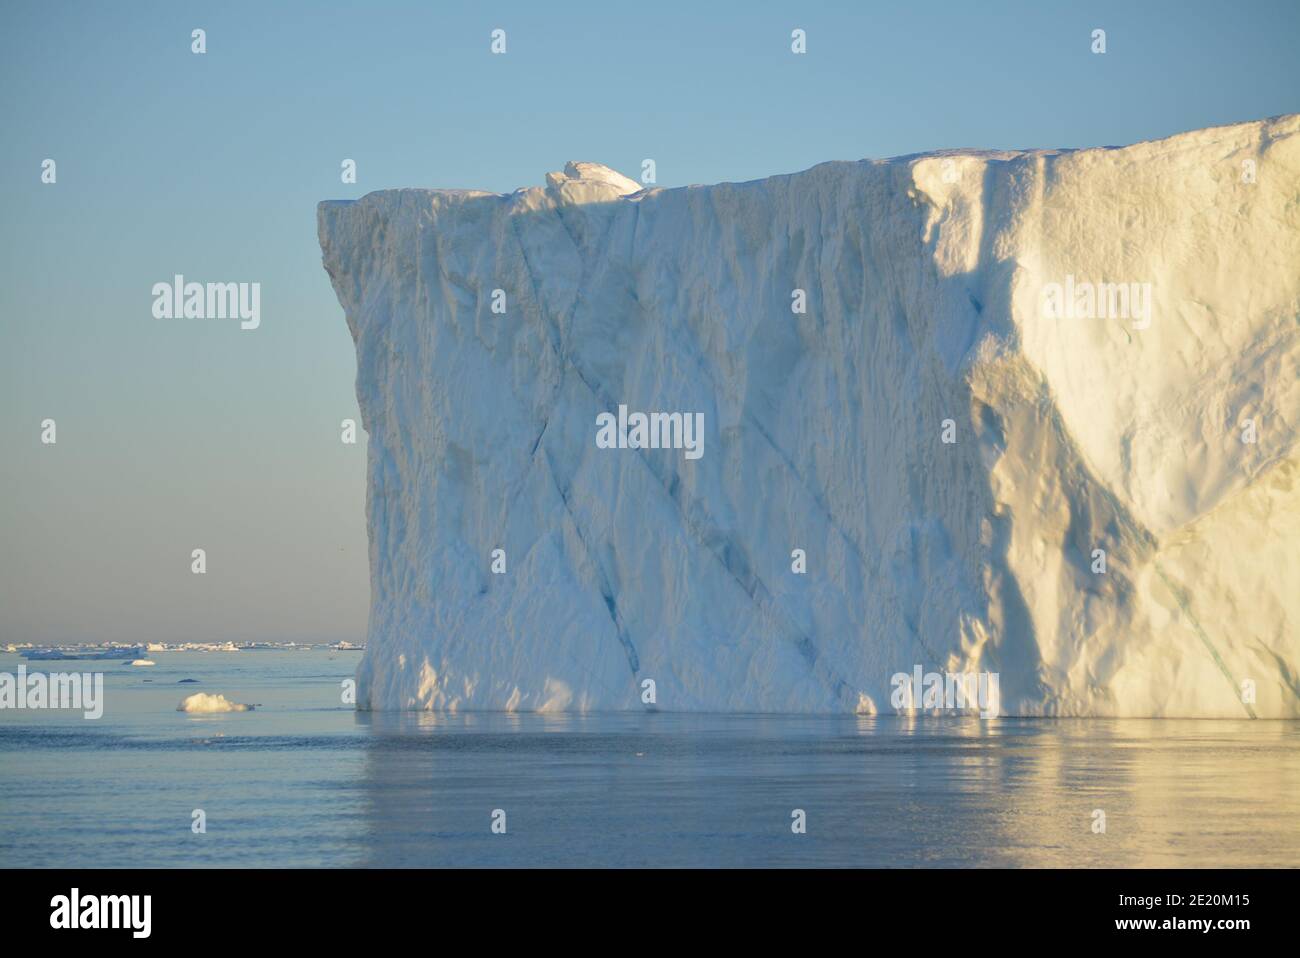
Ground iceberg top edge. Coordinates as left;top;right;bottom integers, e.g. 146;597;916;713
315;113;1298;212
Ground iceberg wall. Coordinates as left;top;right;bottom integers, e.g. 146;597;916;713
319;117;1300;717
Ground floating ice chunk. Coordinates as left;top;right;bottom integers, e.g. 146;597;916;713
178;692;254;713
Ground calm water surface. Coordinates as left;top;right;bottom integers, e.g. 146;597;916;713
1;650;1297;867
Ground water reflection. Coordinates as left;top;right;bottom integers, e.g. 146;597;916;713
355;714;1300;867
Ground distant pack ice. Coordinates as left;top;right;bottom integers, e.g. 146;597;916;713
319;119;1300;717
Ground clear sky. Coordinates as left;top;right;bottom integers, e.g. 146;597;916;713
1;0;1296;645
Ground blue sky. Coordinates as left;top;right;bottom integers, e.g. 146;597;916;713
1;0;1296;644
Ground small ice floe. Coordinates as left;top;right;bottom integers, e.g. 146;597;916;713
177;692;254;713
131;659;155;666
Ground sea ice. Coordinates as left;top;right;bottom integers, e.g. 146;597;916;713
177;693;254;713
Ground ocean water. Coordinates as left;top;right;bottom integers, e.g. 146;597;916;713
1;649;1298;868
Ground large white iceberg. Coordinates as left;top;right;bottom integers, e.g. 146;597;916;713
319;117;1299;717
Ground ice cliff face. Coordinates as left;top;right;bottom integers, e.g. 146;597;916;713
319;118;1300;717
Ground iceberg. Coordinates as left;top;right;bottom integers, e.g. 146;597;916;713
177;692;254;713
318;118;1300;717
